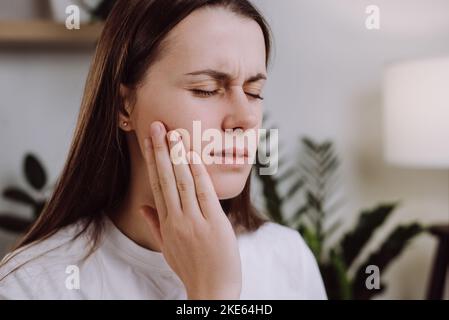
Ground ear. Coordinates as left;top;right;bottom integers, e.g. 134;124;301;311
118;84;133;131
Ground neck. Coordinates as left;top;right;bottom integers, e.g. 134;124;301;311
107;134;162;253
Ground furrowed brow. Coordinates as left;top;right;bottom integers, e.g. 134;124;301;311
184;69;267;84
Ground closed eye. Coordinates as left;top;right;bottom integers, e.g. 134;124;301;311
190;89;264;100
246;92;264;100
190;89;220;97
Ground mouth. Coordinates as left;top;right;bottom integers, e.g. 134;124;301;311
210;147;249;158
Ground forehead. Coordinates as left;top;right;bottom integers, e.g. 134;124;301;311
157;7;267;76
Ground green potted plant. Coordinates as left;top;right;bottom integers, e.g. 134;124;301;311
254;123;425;299
0;154;51;233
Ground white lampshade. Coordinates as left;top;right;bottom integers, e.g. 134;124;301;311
383;57;449;168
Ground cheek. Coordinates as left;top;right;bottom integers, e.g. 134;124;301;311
133;94;224;159
132;89;202;134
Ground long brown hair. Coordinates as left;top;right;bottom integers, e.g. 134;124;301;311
4;0;272;265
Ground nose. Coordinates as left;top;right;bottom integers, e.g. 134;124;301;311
221;87;259;132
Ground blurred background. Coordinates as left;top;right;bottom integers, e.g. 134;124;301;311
0;0;448;299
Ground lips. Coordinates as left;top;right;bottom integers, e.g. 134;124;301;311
210;147;248;157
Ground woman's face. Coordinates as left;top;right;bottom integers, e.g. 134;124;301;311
124;7;267;200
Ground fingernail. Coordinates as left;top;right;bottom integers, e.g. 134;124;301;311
151;122;161;137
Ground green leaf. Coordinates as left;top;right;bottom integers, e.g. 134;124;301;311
306;191;323;212
0;214;32;233
298;226;321;259
3;187;36;206
33;200;47;218
324;220;343;238
24;154;47;190
319;262;339;299
329;249;352;299
352;223;423;300
340;203;397;268
283;178;304;200
277;168;296;182
302;137;319;153
319;157;339;177
254;165;284;224
319;141;333;153
287;204;308;228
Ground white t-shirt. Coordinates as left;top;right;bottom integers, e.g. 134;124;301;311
0;216;327;299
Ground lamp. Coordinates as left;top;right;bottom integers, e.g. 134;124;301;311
382;56;449;299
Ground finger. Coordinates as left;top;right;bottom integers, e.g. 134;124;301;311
140;205;163;248
143;137;168;221
151;121;182;216
167;130;203;219
175;128;191;152
187;151;222;220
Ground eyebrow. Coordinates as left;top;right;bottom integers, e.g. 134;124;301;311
184;69;267;83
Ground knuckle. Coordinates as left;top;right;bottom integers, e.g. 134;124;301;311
192;170;202;179
176;180;191;192
153;141;165;151
150;179;161;193
159;175;170;187
196;190;209;202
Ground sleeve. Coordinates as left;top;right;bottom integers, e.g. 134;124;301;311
295;232;328;300
0;262;36;300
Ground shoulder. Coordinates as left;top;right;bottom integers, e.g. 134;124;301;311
0;220;99;299
239;221;328;299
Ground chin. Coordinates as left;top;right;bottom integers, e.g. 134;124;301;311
207;165;251;200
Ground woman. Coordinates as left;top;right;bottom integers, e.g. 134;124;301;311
0;0;326;299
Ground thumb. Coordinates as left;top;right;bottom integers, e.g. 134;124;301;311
139;205;163;249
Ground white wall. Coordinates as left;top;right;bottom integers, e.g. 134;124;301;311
0;49;92;254
0;0;448;299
